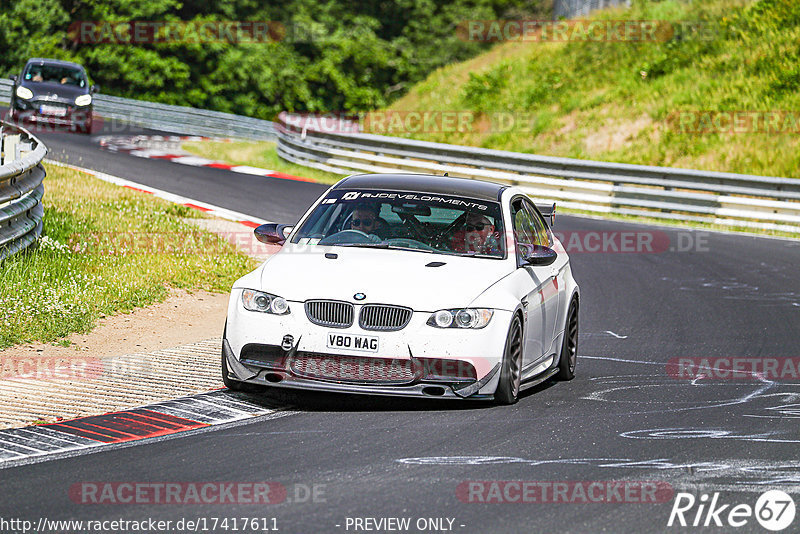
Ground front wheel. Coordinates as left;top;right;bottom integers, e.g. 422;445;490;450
495;314;523;405
557;299;579;380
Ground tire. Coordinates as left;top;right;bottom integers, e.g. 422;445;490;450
495;314;524;405
557;298;579;381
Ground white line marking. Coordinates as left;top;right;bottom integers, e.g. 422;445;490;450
170;156;216;166
231;165;275;175
605;330;628;339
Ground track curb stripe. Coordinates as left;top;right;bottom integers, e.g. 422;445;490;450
98;135;315;183
0;391;278;467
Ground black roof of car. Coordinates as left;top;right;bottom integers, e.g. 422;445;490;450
25;58;86;70
334;173;507;201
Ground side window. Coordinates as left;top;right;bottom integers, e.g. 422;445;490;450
523;201;550;247
511;199;537;245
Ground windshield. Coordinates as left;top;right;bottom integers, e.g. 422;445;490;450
24;64;87;87
292;189;506;258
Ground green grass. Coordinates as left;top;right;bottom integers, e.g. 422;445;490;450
182;140;346;185
386;0;800;178
0;165;255;349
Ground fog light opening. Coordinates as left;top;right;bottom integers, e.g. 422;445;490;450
265;373;284;383
422;386;446;397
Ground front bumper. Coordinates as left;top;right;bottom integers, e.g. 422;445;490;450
10;103;92;128
224;339;500;399
224;289;511;399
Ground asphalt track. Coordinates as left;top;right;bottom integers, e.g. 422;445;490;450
1;120;799;533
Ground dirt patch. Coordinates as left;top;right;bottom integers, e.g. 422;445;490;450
584;114;653;155
2;288;229;362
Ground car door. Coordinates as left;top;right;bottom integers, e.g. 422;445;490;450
522;199;566;357
510;197;550;369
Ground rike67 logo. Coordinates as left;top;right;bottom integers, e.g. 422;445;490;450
668;490;795;531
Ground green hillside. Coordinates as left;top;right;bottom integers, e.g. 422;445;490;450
386;0;800;178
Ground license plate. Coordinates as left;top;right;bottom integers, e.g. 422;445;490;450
327;332;379;353
40;105;66;117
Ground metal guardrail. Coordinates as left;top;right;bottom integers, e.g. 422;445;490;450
0;79;275;140
276;113;800;233
0;121;47;261
553;0;631;19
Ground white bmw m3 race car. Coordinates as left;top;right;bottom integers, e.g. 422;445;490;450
223;173;579;404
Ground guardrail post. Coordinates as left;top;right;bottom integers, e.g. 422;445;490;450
3;134;20;166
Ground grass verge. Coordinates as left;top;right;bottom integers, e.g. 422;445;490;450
182;140;346;185
0;164;255;349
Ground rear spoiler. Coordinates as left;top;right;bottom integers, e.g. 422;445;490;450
536;202;556;227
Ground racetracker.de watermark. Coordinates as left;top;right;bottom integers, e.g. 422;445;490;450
457;480;674;503
670;111;800;134
667;357;800;381
279;111;544;135
69;21;284;44
458;20;726;42
66;231;277;257
1;354;172;381
69;482;326;504
68;20;380;44
6;111;242;136
551;230;709;254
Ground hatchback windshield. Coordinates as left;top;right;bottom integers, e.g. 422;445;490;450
24;64;87;87
291;189;506;258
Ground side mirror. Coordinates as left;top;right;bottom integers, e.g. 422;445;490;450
254;223;293;245
518;244;557;266
9;75;17;83
90;84;99;94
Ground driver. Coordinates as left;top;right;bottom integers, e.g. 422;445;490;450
451;213;499;254
348;205;386;237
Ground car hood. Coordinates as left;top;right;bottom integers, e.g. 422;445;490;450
257;244;514;311
21;81;88;101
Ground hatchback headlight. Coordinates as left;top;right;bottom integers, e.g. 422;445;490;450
427;308;493;329
75;94;92;106
16;86;33;100
242;289;290;315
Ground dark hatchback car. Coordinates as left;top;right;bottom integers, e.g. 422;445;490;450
8;58;98;134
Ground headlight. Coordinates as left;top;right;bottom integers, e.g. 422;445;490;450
16;86;33;100
75;94;92;106
241;289;290;315
427;308;493;329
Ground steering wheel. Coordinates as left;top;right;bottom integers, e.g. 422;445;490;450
318;229;378;245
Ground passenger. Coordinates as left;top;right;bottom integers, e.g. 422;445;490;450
451;213;499;254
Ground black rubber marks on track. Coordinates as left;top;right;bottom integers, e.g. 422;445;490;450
0;391;278;466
